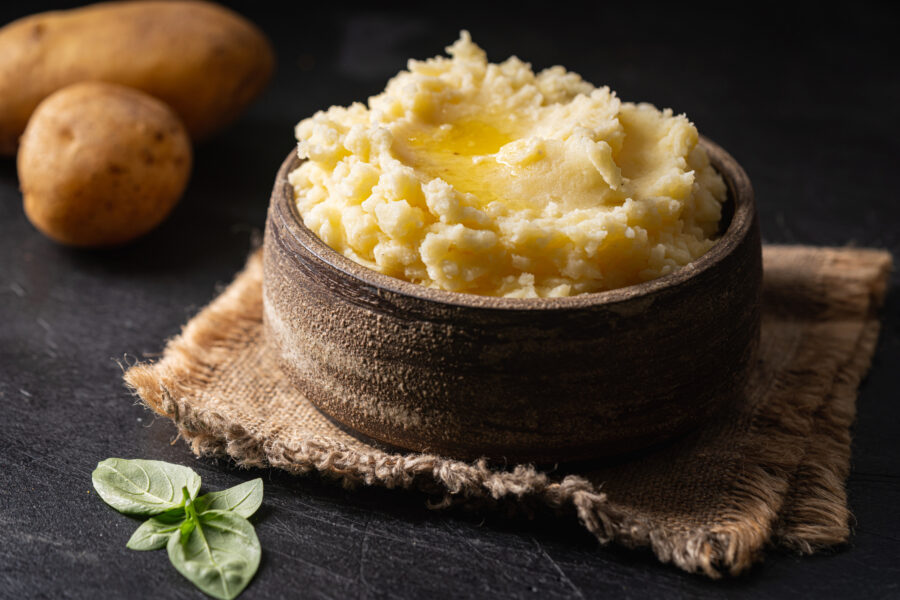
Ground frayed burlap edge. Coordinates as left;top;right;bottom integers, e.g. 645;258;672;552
771;248;890;552
677;246;893;575
124;246;892;578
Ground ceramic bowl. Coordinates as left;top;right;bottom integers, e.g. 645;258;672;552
262;137;762;462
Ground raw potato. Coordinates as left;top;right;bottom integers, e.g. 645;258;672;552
0;0;274;156
18;82;192;247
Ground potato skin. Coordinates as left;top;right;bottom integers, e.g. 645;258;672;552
0;1;274;155
18;82;192;247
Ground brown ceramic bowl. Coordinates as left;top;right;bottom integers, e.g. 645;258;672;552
263;137;761;463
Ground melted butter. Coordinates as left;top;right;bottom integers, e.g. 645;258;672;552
419;119;511;156
403;119;513;205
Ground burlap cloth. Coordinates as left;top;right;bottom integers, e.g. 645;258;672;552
125;245;891;578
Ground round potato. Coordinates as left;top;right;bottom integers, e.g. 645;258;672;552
18;82;192;247
0;1;274;155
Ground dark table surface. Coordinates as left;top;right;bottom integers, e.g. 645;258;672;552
2;2;898;598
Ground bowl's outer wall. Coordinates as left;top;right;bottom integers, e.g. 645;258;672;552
262;140;763;462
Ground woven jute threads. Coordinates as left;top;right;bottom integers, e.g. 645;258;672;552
125;245;891;577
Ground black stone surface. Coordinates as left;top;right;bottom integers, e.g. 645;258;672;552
1;3;898;598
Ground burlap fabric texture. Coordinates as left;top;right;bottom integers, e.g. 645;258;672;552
125;245;891;578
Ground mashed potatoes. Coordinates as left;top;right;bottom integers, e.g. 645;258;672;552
290;32;726;297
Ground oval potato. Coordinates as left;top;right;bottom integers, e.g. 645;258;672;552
18;82;192;246
0;0;274;155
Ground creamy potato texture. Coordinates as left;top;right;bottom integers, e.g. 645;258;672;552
290;32;726;297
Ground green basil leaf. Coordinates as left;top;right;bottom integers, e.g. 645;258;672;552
167;510;261;600
194;479;263;518
127;513;185;551
92;458;201;516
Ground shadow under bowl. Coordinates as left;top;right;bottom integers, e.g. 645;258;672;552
262;136;762;463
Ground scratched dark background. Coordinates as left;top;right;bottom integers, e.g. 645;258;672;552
1;2;898;598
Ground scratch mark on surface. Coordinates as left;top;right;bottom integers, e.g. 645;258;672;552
532;537;585;599
357;514;372;591
263;544;357;585
2;445;91;480
36;317;59;354
10;282;25;297
273;498;368;528
440;521;519;587
0;525;101;565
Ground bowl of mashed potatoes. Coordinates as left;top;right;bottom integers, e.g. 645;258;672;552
263;33;762;462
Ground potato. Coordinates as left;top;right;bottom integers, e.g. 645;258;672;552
0;0;274;156
18;82;192;247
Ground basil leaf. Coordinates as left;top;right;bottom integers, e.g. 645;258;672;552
167;510;261;600
194;479;263;518
92;458;201;516
127;512;184;551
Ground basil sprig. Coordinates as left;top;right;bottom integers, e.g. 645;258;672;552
92;458;263;600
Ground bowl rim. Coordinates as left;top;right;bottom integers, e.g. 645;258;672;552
272;135;755;311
